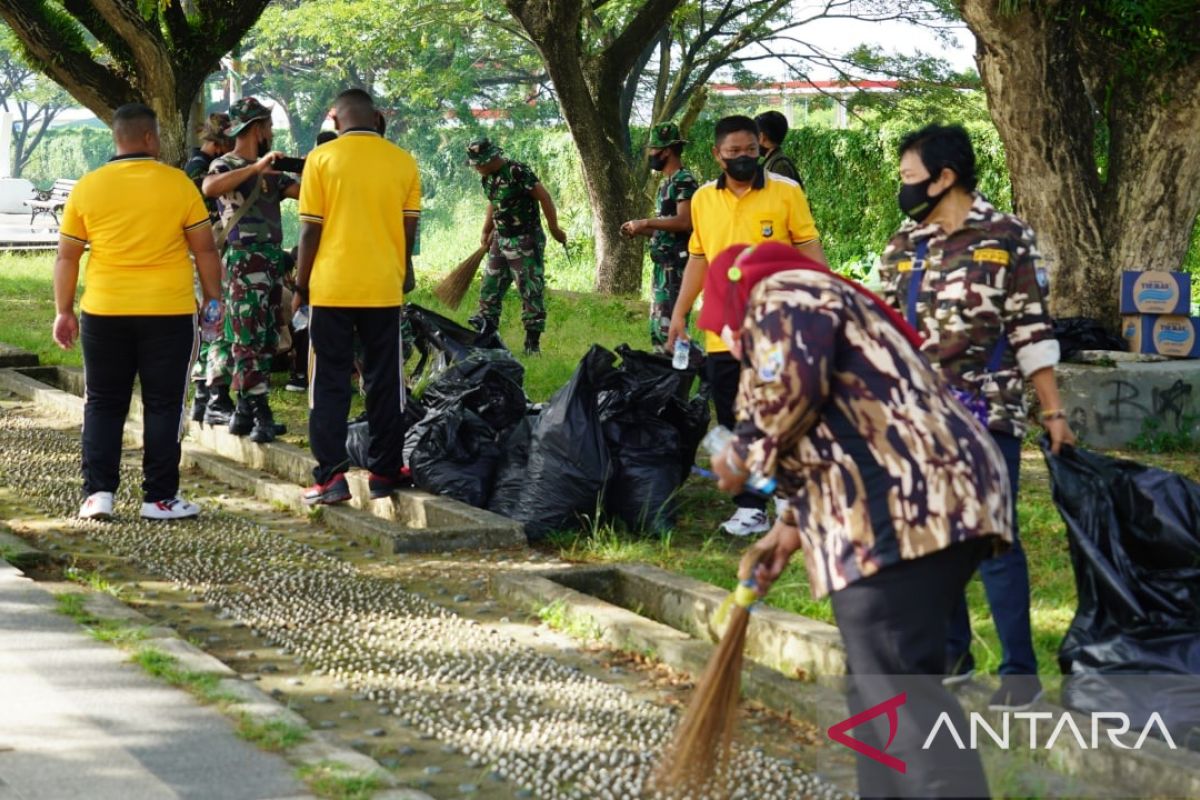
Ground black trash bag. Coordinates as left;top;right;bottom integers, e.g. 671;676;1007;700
1045;441;1200;747
660;387;712;482
613;342;702;401
404;303;508;383
1053;317;1127;361
513;346;616;541
420;349;527;431
345;393;426;470
403;405;500;508
604;417;682;534
487;413;537;519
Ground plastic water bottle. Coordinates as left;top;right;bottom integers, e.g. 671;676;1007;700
292;305;310;332
200;299;222;343
672;338;690;370
700;426;777;494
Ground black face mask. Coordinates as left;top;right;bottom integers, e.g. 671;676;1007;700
724;155;758;183
648;153;668;172
898;176;945;222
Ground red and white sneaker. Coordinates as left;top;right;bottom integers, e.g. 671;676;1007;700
79;492;114;521
303;473;352;506
141;496;201;520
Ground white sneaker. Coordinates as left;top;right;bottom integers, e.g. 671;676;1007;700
720;507;770;537
141;496;201;520
79;492;114;521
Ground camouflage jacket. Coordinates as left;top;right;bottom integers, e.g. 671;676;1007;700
878;193;1060;437
762;148;803;189
184;148;220;225
649;167;698;265
732;270;1012;599
208;153;297;247
483;160;541;239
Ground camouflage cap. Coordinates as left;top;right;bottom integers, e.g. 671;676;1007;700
465;137;503;166
226;97;273;137
200;112;232;144
648;121;686;149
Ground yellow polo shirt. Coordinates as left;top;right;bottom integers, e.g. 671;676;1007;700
60;156;211;316
688;171;819;351
299;130;421;307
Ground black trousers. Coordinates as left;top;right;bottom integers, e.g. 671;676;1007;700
830;539;993;799
81;312;197;502
308;306;403;484
704;351;766;511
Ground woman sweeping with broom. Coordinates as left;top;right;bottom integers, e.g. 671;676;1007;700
655;241;1013;799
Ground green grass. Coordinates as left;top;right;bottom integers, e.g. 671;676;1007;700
130;647;239;705
64;565;125;597
236;714;309;752
536;599;605;642
10;252;1200;695
295;762;384;800
53;592;151;646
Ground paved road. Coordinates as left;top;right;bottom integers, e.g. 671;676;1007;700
0;560;311;800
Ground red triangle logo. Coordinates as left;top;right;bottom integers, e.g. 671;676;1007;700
827;692;907;773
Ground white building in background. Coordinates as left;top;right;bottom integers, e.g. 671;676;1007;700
708;79;900;128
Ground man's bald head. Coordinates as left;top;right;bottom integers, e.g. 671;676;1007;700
333;88;376;130
112;103;160;157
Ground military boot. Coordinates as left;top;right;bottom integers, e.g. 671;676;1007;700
190;382;210;425
228;395;255;437
523;330;541;356
203;384;235;427
248;394;280;444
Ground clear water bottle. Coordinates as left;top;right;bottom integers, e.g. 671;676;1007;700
292;305;310;332
700;425;777;494
200;299;222;343
672;338;690;370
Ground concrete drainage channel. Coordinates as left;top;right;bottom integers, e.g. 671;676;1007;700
3;361;1199;799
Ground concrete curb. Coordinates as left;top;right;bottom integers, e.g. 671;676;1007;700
0;342;37;368
0;366;526;553
0;543;433;800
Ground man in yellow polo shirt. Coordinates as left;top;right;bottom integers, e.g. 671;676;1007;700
52;103;222;522
292;88;420;505
667;114;826;537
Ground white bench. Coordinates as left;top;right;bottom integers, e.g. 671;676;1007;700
24;178;77;228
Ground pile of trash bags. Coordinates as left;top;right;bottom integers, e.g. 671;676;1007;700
1053;317;1127;361
1045;441;1200;748
353;305;710;540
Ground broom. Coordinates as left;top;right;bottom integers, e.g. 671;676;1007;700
433;245;488;310
651;577;761;798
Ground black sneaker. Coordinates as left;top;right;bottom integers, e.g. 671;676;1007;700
303;473;352;506
284;374;307;393
988;676;1044;711
942;652;976;687
368;472;400;499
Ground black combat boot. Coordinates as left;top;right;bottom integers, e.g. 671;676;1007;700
248;394;281;444
228;395;254;437
203;384;235;427
523;330;541;355
190;382;209;425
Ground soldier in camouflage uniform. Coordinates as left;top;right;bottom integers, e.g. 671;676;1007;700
621;121;699;352
184;113;233;423
465;137;567;355
202;97;299;443
879;124;1074;711
702;241;1009;800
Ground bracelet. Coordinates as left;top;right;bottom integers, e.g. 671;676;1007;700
1041;409;1066;422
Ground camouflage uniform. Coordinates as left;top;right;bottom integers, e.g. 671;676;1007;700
877;193;1060;437
184;149;233;387
731;269;1012;599
648;168;698;349
208;153;296;394
478;159;546;332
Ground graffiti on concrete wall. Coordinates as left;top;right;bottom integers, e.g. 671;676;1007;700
1070;378;1194;441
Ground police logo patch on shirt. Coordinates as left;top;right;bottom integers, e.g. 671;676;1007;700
758;343;785;382
760;220;774;238
973;248;1010;265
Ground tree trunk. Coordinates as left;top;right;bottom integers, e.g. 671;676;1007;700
958;0;1200;326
